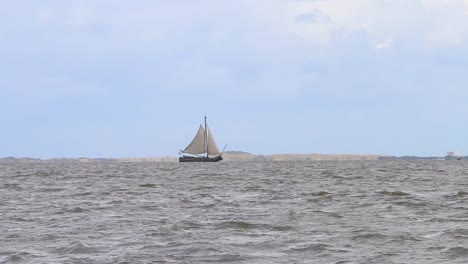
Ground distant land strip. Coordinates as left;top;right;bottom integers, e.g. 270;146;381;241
0;151;458;162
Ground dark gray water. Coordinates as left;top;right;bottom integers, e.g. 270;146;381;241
1;161;468;263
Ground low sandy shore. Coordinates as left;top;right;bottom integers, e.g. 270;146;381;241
0;152;383;163
114;152;381;162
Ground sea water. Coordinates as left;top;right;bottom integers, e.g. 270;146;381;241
1;160;467;263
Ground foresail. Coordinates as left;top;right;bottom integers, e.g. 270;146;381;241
183;125;206;154
207;126;220;156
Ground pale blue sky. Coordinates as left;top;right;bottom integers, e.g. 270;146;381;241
1;0;468;158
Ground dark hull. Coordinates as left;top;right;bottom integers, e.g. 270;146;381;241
179;155;223;162
444;156;464;160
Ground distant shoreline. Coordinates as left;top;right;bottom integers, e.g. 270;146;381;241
0;151;462;162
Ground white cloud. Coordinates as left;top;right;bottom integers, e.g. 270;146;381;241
9;0;467;51
375;37;394;50
271;0;468;49
2;0;468;99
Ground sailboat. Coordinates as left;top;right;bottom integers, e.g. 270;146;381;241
179;116;225;162
444;151;463;160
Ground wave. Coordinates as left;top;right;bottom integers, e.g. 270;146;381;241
1;183;21;189
311;210;343;218
52;242;104;255
216;221;259;230
393;200;429;208
443;191;468;199
215;221;293;232
0;252;39;263
420;231;444;239
378;190;411;196
71;191;94;197
307;191;332;196
34;171;62;177
53;207;88;214
38;187;66;193
443;246;468;259
304;191;333;203
351;232;388;241
443;228;468;238
139;183;157;188
288;243;330;253
8;217;34;222
454;191;468;197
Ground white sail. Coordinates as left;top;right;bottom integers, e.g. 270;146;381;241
183;125;206;154
207;125;220;156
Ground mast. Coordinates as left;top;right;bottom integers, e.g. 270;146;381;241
205;116;208;158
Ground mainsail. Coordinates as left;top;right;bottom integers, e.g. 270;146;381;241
183;125;206;154
207;126;220;156
180;117;224;162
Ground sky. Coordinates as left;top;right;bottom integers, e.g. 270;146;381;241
1;0;468;158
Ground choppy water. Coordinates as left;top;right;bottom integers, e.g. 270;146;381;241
1;161;468;264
